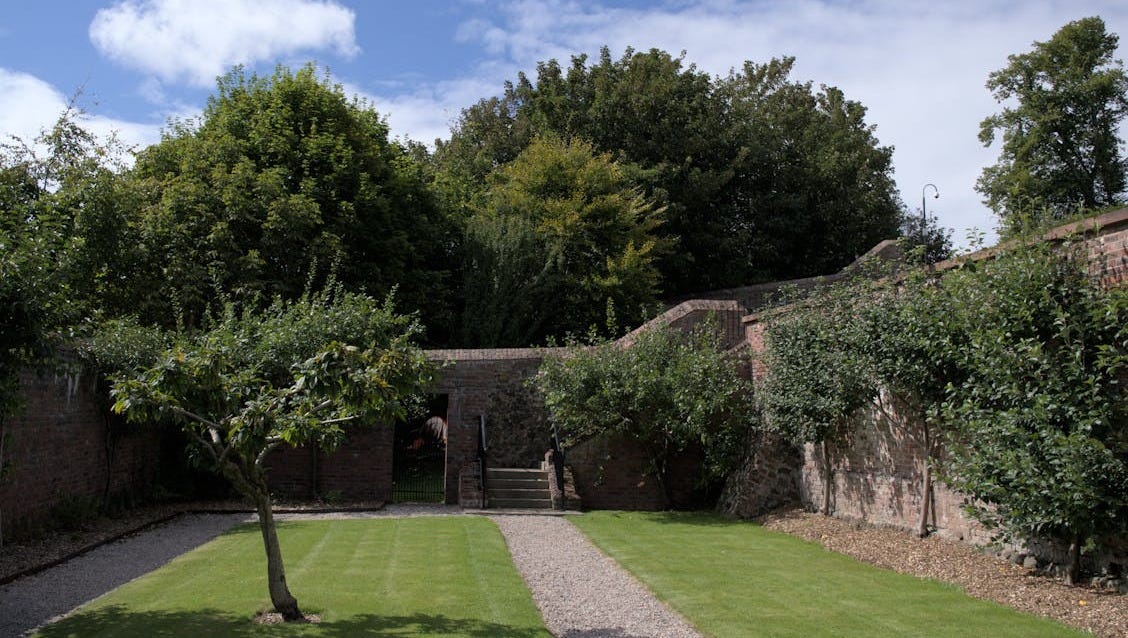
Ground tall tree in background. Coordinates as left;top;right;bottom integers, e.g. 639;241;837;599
435;48;903;299
462;136;665;346
716;57;904;280
132;65;455;338
978;16;1128;232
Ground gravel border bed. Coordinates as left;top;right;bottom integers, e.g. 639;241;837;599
492;514;702;638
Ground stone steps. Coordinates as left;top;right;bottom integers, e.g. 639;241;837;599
487;467;552;510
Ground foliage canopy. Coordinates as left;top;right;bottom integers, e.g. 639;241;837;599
978;16;1128;231
536;321;754;507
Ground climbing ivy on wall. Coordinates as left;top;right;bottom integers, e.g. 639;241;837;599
758;280;875;516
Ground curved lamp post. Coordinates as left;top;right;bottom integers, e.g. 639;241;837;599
922;183;939;223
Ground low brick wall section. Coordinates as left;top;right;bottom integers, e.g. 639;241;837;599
262;424;394;501
566;434;708;510
0;369;159;540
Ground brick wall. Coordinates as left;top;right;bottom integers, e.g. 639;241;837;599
427;349;552;504
733;208;1128;554
566;433;707;510
717;429;802;519
0;368;160;539
263;424;395;501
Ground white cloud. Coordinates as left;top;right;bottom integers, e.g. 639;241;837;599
89;0;359;87
0;68;161;157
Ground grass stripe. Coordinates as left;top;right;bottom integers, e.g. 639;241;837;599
571;511;1085;638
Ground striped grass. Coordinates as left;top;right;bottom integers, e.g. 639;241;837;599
37;517;550;637
572;510;1086;638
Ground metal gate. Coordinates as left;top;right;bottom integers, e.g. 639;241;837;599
392;400;447;503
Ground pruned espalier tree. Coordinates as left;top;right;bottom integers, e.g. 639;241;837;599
107;288;435;620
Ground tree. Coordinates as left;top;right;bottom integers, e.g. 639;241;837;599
107;288;435;619
131;65;455;337
535;322;754;508
860;273;965;536
462;136;666;346
0;105;146;331
935;239;1128;585
716;57;905;281
758;283;875;515
899;212;953;266
436;48;904;298
978;16;1128;231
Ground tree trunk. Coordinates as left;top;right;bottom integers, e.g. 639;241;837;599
915;427;933;538
252;489;302;620
821;440;832;515
1065;534;1084;586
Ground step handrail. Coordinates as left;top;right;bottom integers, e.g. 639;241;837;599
478;414;488;506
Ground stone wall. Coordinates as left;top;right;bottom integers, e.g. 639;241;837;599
0;369;160;540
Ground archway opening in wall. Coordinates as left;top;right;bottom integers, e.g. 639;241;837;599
391;394;448;503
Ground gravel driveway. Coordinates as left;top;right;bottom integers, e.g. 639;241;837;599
1;507;698;638
492;514;702;638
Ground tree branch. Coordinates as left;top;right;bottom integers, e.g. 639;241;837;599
255;439;283;469
172;406;224;431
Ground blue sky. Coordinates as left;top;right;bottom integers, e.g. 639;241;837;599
3;1;1128;249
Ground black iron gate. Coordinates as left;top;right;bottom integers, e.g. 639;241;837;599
392;398;447;503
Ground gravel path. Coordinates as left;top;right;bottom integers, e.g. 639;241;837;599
0;513;250;637
492;514;702;638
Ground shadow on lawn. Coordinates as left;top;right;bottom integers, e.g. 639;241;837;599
39;605;549;637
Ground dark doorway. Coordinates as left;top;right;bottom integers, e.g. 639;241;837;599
392;395;448;503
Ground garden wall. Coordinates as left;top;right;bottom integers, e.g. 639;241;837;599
0;368;160;541
731;208;1128;553
261;425;394;502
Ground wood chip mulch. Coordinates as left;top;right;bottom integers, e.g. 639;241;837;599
758;507;1126;638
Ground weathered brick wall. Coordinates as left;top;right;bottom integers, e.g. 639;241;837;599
619;300;746;350
717;429;802;519
263;424;395;501
734;208;1128;552
0;369;160;539
566;433;707;510
428;349;553;504
790;404;991;544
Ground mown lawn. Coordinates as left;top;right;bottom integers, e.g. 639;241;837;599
572;511;1085;638
37;517;551;638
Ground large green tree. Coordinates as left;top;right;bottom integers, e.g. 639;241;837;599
462;136;666;346
536;322;754;508
435;48;904;297
978;16;1128;231
132;65;455;337
107;288;434;620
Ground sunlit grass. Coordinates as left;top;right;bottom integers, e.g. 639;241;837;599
37;517;550;638
572;511;1085;638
